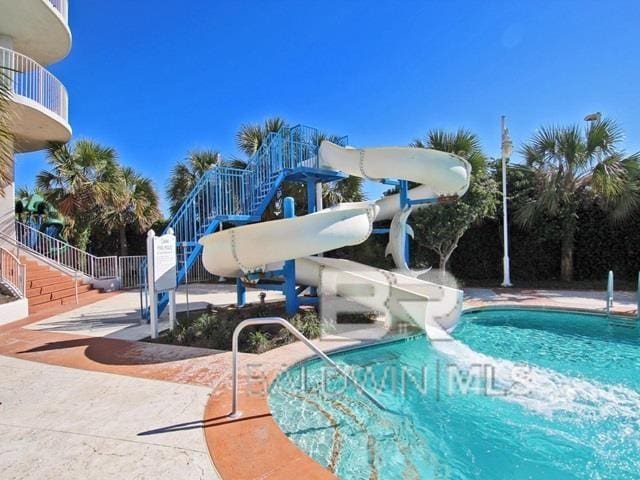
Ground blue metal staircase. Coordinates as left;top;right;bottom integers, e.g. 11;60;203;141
142;125;347;318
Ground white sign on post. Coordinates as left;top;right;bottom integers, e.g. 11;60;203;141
153;234;177;292
147;229;177;339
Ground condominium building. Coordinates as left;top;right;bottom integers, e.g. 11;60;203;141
0;0;72;239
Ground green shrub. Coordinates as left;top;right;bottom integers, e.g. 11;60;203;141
247;331;271;354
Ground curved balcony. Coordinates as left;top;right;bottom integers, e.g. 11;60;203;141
48;0;69;22
0;0;71;65
1;47;71;153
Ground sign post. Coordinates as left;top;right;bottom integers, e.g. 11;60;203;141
146;228;177;338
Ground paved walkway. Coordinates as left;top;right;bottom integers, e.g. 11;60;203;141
0;356;219;480
25;283;284;340
464;287;637;315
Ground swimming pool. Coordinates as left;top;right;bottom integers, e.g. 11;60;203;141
269;308;640;479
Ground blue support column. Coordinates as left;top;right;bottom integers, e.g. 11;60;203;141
283;197;298;315
236;278;246;307
399;180;411;266
306;180;318;297
306;179;317;214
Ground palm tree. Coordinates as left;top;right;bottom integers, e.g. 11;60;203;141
235;117;286;157
516;118;640;281
239;120;365;214
36;140;120;247
0;67;14;191
101;167;161;256
412;128;487;174
166;150;221;214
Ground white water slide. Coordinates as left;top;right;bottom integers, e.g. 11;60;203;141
200;141;471;332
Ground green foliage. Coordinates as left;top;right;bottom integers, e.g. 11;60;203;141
413;170;498;271
232;117;363;219
236;117;286;157
290;310;322;339
37;140;121;248
166;150;221;215
410;129;498;271
434;158;640;284
157;302;323;353
37;141;162;254
246;331;271;354
515;118;640;281
100;166;161;256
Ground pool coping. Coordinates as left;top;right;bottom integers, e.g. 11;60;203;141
462;303;639;320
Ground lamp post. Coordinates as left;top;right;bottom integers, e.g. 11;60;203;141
501;116;513;287
584;112;601;122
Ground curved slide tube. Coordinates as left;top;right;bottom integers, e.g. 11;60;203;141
200;142;471;332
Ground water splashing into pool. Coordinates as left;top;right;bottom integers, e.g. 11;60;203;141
270;309;640;479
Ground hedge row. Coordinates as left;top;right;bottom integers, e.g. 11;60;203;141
445;203;640;282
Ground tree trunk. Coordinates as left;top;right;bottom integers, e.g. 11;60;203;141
119;225;128;257
560;222;576;282
438;255;447;272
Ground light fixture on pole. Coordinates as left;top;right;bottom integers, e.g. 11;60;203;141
584;112;602;122
501;115;513;287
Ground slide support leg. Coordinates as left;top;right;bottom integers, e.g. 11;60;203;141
399;180;411;266
306;180;319;297
236;278;246;307
283;197;298;315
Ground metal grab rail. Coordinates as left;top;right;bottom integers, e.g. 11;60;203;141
0;247;26;298
0;47;69;121
15;221;118;280
230;317;385;418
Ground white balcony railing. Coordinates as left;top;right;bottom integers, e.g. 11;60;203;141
0;47;69;123
48;0;69;23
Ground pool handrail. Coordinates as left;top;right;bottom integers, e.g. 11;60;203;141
230;316;385;418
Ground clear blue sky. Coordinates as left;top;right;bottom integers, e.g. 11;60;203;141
16;0;640;213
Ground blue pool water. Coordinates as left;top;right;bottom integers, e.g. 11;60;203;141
269;309;640;479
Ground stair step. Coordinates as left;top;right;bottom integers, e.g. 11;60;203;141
28;275;75;289
29;289;103;314
61;289;101;305
26;279;78;297
25;265;57;275
51;284;92;300
29;285;93;306
27;267;63;278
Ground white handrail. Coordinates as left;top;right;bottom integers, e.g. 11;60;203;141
0;247;26;298
15;221;117;279
0;47;69;122
47;0;69;23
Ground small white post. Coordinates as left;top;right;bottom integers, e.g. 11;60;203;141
168;289;176;331
606;270;614;314
146;230;158;339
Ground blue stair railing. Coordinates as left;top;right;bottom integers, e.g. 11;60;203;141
141;124;347;319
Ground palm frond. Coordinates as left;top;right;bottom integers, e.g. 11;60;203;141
586;118;623;157
412;128;487;173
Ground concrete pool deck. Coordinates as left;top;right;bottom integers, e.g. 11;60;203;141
0;286;637;478
0;356;219;480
